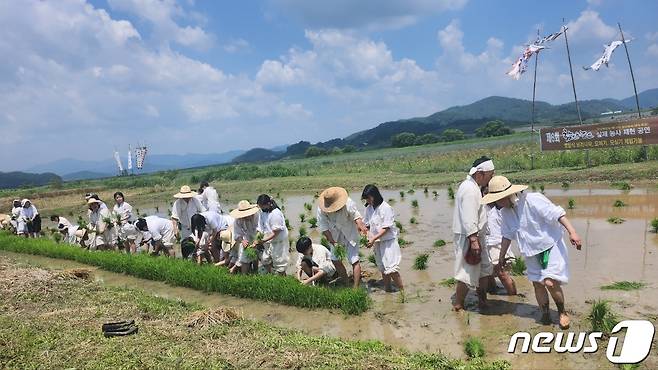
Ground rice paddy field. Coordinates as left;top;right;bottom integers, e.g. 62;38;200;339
1;134;658;369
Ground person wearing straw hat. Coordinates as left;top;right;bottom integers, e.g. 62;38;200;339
229;200;260;274
18;199;41;238
171;185;206;254
482;175;582;330
216;222;237;268
256;194;290;276
452;156;495;311
87;197;117;250
317;186;368;289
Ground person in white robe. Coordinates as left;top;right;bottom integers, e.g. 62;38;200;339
362;184;403;292
483;176;582;330
229;201;260;274
256;194;289;276
10;199;22;234
295;236;336;285
112;191;141;252
190;211;229;264
87;198;117;250
18;199;41;238
199;181;222;214
452;156;495;311
484;205;518;295
136;216;176;257
317;187;368;288
171;185;206;255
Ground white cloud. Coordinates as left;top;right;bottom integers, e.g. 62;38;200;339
566;10;617;44
648;44;658;57
267;0;467;30
223;38;250;53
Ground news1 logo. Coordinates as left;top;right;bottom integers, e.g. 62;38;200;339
508;320;655;364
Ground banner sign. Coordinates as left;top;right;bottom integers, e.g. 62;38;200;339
540;117;658;151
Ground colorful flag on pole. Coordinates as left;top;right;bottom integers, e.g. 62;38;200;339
583;40;631;71
506;44;546;80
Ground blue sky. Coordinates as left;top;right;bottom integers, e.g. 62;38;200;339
1;0;657;171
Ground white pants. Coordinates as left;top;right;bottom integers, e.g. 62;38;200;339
374;238;402;275
261;239;289;273
525;242;569;284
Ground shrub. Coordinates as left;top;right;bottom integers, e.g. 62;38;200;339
442;129;465;142
391;132;417;148
474;120;512;138
305;146;327;157
588;300;618;334
464;337;485;359
0;234;370;315
413;254;429;270
414;133;440;146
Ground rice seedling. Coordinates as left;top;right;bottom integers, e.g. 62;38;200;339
423;187;428;194
299;213;306;223
607;217;625;224
447;186;455;200
308;217;318;228
102;216;115;228
304;202;312;212
387;198;396;204
433;239;446;248
399;191;405;199
397;291;407;303
281;205;285;211
588;300;618;334
413;254;429;270
651;218;658;233
298;225;307;237
439;277;456;287
464;337;485;359
367;254;377;266
568;198;575;209
539;184;545;193
530;184;537;191
360;235;369;248
155;205;159;213
320;236;330;249
411;200;419;208
409;217;417;224
407;189;415;194
432;190;438;197
613;200;626;207
285;219;293;230
601;281;647;291
244;247;258;261
510;257;526;276
395;221;404;233
313;192;319;199
68;211;74;217
135;208;140;215
255;232;264;244
561;181;570;190
398;238;409;247
0;234;370;314
333;243;347;261
167;209;172;217
611;181;632;191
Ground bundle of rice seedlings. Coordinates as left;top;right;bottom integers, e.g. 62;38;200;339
333;243;347;261
601;281;647;291
510;257;526;276
102;217;115;229
187;307;241;328
308;217;318;228
439;277;456;287
464;337;485;358
607;217;625;224
303;203;312;212
613;200;626;207
588;300;618;334
398;238;409;247
367;254;377;266
298;225;307;237
320;236;330;249
359;235;369;248
433;239;446;248
413;254;429;270
244;247;258;261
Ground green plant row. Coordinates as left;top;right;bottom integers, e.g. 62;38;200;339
0;234;370;315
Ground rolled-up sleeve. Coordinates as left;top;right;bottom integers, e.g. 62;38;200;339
532;194;566;222
346;199;362;221
380;204;395;229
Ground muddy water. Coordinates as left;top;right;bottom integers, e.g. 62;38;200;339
11;184;658;369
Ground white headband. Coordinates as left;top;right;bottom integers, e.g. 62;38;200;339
468;160;494;176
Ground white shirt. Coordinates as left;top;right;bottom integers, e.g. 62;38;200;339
452;175;487;236
364;201;397;241
200;211;229;234
201;186;221;213
233;214;259;242
500;192;566;257
485;206;503;246
113;202;135;223
144;215;173;242
296;244;335;276
171;197;206;227
317;197;362;246
11;206;21;218
89;205;112;233
258;208;288;243
57;216;73;229
20;205;38;221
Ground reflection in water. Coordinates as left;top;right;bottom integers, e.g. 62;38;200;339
7;184;658;370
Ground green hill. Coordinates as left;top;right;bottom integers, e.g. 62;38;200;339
0;171;62;189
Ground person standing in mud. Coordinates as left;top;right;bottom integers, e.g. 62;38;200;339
317;186;368;289
171;185;206;257
452;156;495;311
255;194;289;276
483;176;582;329
87;198;117;250
484;204;517;295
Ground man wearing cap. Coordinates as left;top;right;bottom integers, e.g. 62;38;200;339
483;175;582;329
171;185;206;256
317;187;368;288
87;198;117;250
452;156;495;311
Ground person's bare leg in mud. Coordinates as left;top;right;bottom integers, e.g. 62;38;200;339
544;278;569;329
477;276;490;309
487;275;497;294
533;281;552;325
352;261;362;289
332;260;348;285
389;271;403;292
498;270;517;295
453;281;469;311
382;272;392;292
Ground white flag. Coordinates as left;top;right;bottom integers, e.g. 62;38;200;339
583;40;631;71
114;151;124;172
127;146;133;171
506;44;545;80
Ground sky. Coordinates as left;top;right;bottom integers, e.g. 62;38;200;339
1;0;658;171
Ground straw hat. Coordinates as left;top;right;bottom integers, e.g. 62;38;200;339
219;226;234;252
318;187;349;213
173;185;197;199
87;198;101;205
229;200;259;219
481;176;528;204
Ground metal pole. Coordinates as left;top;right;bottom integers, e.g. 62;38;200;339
531;38;540;170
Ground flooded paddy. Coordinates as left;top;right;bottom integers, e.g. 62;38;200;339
9;184;658;369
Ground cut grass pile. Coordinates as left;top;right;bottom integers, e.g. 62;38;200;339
600;281;647;291
0;233;370;315
413;254;429;270
587;300;619;334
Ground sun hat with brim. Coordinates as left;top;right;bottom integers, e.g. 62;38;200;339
481;176;528;204
219;226;234;252
229;200;259;219
87;198;102;205
174;185;197;199
318;187;349;213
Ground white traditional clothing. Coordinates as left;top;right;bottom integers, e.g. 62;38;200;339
56;216;73;230
199;211;229;234
143;216;176;247
486;206;518;265
113;201;138;240
234;214;259;265
10;205;21;233
317;197;362;264
171;197;206;239
296;244;336;278
500;192;569;284
452;175;493;287
201;186;222;213
88;205;117;249
18;203;41;234
364;201;401;275
258;208;289;273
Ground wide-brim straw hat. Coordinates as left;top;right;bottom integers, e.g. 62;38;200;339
219;226;234;252
229;200;259;219
318;187;349;213
481;176;528;204
87;198;101;205
174;185;197;199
